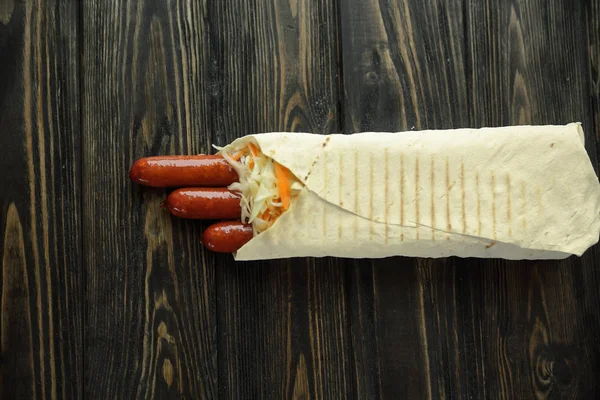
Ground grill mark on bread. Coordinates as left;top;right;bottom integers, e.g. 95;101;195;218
384;148;389;244
491;172;497;240
370;154;374;240
446;157;451;240
304;158;319;181
304;159;318;181
461;162;466;234
430;155;435;240
323;151;327;238
506;174;512;237
401;154;405;241
339;154;342;240
521;181;527;229
354;150;358;239
415;155;420;240
476;172;481;236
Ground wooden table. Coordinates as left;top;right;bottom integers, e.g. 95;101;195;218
1;0;599;398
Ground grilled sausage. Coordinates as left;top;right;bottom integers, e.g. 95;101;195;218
129;155;238;187
201;221;253;253
166;188;241;219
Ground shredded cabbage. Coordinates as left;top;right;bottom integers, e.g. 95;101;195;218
220;141;302;235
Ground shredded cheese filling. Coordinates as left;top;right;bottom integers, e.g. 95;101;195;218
218;142;303;235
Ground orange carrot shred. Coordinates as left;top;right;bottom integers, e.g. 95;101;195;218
261;209;270;220
274;161;291;210
248;142;259;157
249;158;255;169
231;149;245;161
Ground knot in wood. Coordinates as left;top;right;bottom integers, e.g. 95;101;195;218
365;71;379;84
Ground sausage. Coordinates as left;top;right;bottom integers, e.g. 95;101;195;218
166;188;241;219
201;221;253;253
129;155;238;187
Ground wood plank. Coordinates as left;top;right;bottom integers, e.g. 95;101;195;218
340;0;469;398
588;0;600;169
82;1;217;397
342;0;600;398
341;0;469;133
463;0;600;397
0;0;82;398
208;1;350;398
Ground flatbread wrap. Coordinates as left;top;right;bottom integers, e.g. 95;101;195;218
216;123;600;260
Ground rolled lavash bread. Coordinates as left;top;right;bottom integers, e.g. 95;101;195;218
219;123;600;260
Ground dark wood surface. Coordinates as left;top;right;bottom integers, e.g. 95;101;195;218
1;0;599;398
82;1;218;398
0;1;82;399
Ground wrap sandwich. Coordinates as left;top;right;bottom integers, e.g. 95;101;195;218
216;123;600;260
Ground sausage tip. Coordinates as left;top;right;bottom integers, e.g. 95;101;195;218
128;159;142;183
202;221;253;253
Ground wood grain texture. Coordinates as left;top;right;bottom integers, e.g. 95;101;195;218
341;0;469;133
588;0;600;170
340;0;469;398
342;0;600;399
208;1;350;398
464;0;600;398
82;1;217;398
2;0;598;398
0;0;82;398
